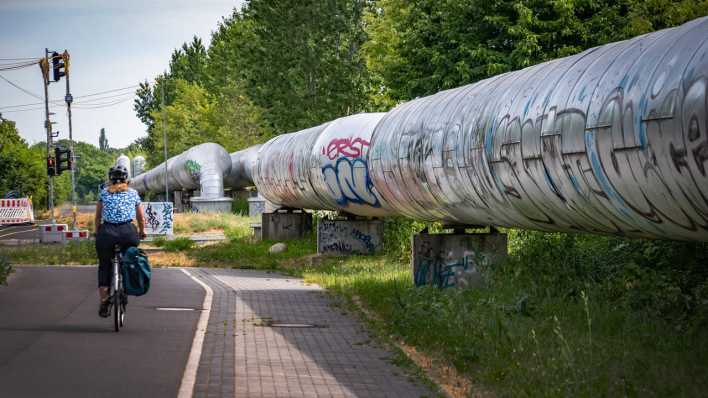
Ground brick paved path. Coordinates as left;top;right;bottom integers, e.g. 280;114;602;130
190;268;434;398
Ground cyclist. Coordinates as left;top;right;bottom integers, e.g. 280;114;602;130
95;165;146;317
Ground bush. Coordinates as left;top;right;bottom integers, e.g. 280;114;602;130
0;255;13;284
231;195;249;216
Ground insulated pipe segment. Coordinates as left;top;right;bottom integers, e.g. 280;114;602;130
224;145;261;190
368;16;708;241
130;143;232;201
253;113;396;217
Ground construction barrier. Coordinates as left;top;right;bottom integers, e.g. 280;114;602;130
0;198;35;225
40;223;68;243
64;230;89;241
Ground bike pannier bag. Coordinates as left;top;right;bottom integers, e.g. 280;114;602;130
122;247;151;296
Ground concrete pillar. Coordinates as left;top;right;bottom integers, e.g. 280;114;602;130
261;210;312;241
247;193;266;217
411;229;507;289
173;191;184;213
190;197;233;213
317;219;383;255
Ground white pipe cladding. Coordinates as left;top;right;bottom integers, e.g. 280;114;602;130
131;143;231;200
254;113;395;217
368;17;708;241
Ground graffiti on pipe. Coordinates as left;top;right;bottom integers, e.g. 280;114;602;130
185;160;201;181
323;137;371;160
321;137;381;208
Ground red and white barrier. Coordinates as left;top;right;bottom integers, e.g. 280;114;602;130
0;198;35;225
64;230;89;241
40;224;90;243
40;223;68;243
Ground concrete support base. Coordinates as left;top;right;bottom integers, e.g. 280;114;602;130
173;191;184;213
190;197;233;213
261;210;312;241
412;229;507;289
247;194;266;217
317;219;383;255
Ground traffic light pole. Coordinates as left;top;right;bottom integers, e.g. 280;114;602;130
63;50;77;230
42;48;56;223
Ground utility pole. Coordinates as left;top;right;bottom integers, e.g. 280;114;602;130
41;49;56;223
161;82;169;201
63;50;78;230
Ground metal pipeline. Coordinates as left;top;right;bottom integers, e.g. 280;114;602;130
131;155;146;178
130;143;232;211
114;154;131;177
132;17;708;240
253;113;395;217
224;145;261;190
368;16;708;241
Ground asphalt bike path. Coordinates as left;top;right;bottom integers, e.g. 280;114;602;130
0;266;434;397
0;266;204;398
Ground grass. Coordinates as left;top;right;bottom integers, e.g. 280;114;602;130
152;236;196;251
0;213;315;268
0;240;97;265
172;212;249;234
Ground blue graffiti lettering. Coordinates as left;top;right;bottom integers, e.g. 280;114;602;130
322;157;381;207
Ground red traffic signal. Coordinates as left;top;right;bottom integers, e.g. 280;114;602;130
47;156;56;176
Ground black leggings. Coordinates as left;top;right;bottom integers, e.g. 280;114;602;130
95;222;139;287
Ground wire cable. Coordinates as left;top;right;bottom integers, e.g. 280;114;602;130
0;57;41;61
0;73;44;100
0;83;140;109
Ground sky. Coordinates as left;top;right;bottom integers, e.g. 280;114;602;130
0;0;243;148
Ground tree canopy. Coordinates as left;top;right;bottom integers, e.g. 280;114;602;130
131;0;708;166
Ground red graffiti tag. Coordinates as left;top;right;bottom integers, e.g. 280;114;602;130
321;137;371;160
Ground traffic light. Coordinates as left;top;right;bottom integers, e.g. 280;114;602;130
51;52;65;82
47;156;56;176
54;146;72;175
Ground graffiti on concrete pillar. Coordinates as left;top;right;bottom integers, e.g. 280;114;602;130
413;252;487;289
144;202;174;235
317;220;382;255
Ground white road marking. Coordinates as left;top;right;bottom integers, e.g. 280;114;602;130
0;227;37;238
178;269;213;398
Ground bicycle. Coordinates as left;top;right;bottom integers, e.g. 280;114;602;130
110;244;127;332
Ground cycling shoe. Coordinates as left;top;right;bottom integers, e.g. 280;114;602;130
99;299;110;318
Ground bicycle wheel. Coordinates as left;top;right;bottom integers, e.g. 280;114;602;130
119;291;126;327
113;254;121;332
113;289;120;332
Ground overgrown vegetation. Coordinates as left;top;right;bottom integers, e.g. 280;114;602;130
0;241;97;265
0;256;13;285
291;230;708;397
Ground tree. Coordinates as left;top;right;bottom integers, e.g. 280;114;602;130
208;0;371;133
148;79;270;165
57;139;115;202
363;0;708;102
98;128;109;151
0;120;46;203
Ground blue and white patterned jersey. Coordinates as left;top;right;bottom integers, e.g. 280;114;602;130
99;188;141;223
